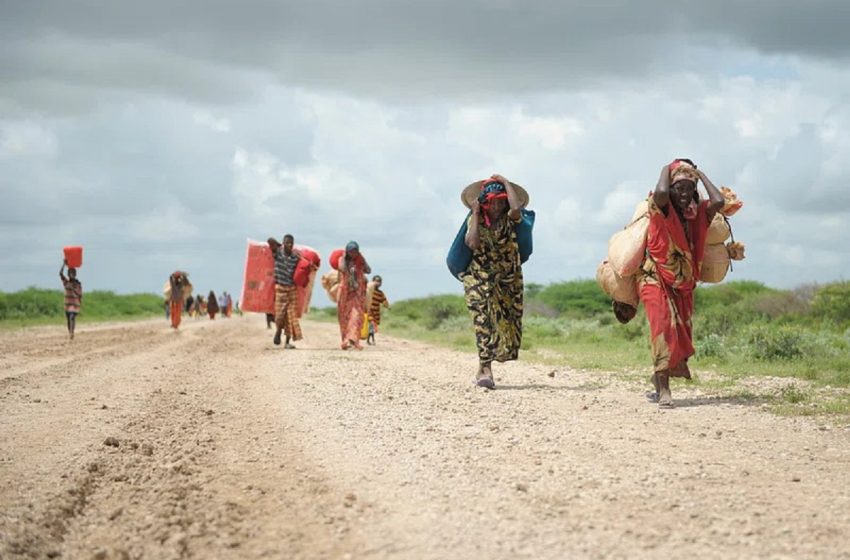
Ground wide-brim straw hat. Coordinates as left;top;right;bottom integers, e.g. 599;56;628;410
461;179;529;209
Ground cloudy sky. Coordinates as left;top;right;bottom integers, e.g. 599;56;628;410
2;0;849;305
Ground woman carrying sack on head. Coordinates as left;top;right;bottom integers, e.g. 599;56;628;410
460;174;529;390
639;159;724;408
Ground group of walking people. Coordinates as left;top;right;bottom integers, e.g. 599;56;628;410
59;159;729;409
267;236;390;351
165;271;235;330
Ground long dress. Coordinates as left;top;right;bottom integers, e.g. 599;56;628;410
461;212;524;363
207;291;219;319
637;198;710;376
337;256;367;344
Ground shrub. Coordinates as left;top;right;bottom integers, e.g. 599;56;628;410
745;325;805;361
696;280;775;310
390;294;467;330
810;281;850;327
696;333;728;360
532;280;611;318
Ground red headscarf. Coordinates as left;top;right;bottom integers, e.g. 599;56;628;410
478;180;508;226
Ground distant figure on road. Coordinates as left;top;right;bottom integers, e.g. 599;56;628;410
193;294;203;319
268;234;302;348
207;290;219;320
59;260;82;340
168;271;189;330
336;241;371;350
224;292;233;317
461;175;528;389
366;275;390;345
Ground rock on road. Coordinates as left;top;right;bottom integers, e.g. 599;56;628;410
1;316;849;559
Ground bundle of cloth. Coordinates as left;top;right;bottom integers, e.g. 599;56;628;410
321;269;342;303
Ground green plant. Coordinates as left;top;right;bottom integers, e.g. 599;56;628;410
811;281;850;327
745;325;805;361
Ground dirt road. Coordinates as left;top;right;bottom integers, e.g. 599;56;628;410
1;316;849;559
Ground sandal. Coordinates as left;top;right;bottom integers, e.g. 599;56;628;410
475;364;495;390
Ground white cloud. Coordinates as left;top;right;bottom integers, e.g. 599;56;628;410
0;122;58;158
193;110;230;132
129;206;201;242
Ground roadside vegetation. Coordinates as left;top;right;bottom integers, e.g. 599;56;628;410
0;287;163;327
378;280;850;417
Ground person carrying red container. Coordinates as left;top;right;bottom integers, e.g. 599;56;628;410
59;259;83;340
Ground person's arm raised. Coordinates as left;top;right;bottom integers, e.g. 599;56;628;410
698;169;725;221
492;174;522;220
464;199;481;250
653;164;671;208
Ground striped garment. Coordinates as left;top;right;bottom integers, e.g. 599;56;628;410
274;285;302;340
274;248;299;286
63;279;82;313
369;288;388;325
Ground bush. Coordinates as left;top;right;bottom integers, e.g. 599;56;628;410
532;280;611;318
695;280;775;310
390;294;467;330
810;281;850;327
696;333;728;360
0;288;163;323
745;325;805;361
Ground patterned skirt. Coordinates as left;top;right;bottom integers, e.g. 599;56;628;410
275;285;303;340
462;267;523;363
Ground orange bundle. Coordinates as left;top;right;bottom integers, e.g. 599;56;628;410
720;186;743;217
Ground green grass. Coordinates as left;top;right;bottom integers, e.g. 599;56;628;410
0;287;164;328
376;280;850;417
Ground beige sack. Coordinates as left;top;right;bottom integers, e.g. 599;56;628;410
700;243;730;283
321;270;341;303
366;280;377;310
607;199;649;277
596;260;639;307
162;278;193;301
705;213;731;245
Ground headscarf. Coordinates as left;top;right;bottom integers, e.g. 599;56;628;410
669;160;699;186
344;241;362;291
478;180;508;226
669;161;700;219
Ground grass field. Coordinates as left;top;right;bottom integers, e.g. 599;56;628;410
0;287;164;328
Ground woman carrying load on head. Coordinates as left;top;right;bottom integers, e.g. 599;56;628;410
461;174;528;390
639;159;724;408
337;241;371;350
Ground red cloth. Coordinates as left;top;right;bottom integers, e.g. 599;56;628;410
639;198;710;374
336;252;367;345
170;300;182;329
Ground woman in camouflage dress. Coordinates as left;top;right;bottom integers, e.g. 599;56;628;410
461;174;528;389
